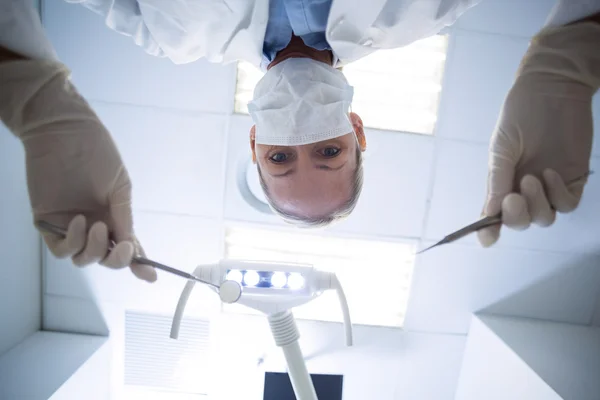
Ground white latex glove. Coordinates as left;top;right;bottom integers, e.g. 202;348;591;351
478;22;600;247
0;59;156;282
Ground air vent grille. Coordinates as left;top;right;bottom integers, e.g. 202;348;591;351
125;311;211;395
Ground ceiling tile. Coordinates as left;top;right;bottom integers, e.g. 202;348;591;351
436;31;528;143
424;139;488;242
454;0;555;38
92;102;228;218
593;95;600;157
592;297;600;327
43;0;236;114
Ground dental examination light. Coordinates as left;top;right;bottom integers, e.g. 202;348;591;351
170;259;353;400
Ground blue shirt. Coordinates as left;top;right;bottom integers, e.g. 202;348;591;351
262;0;333;68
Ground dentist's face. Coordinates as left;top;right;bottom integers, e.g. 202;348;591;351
250;113;366;221
248;57;366;224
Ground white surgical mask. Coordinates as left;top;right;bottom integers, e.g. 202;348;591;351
248;58;354;146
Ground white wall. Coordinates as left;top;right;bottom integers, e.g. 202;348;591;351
481;314;600;400
50;340;111;400
0;331;106;399
457;315;600;400
0;124;41;357
481;253;600;324
455;316;562;400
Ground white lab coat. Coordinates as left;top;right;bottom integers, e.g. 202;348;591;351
68;0;481;66
50;0;600;67
1;0;600;65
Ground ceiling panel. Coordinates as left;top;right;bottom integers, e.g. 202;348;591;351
404;241;580;334
423;139;488;242
92;102;228;218
593;298;600;327
436;30;528;143
43;0;236;114
454;0;555;38
593;95;600;157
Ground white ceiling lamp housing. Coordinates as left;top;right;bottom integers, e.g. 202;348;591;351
223;226;416;328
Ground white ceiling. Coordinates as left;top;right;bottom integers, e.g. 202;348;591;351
41;0;600;337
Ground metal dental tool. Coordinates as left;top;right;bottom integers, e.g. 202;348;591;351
418;171;593;254
35;220;242;303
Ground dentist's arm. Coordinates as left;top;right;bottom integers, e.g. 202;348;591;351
0;48;155;282
0;0;155;281
478;10;600;247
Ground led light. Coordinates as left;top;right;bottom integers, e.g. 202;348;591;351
243;270;260;287
271;272;287;288
287;273;305;290
226;269;243;284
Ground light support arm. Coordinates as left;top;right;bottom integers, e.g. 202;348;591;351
268;311;318;400
170;265;203;339
331;275;353;347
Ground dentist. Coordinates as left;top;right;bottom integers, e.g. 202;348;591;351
1;0;599;282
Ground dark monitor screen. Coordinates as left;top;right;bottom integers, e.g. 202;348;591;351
263;372;343;400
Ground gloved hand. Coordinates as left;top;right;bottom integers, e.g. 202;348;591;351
478;22;600;247
0;59;156;282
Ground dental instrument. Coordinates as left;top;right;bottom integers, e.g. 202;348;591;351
170;259;353;400
35;220;242;303
417;215;502;254
418;171;593;254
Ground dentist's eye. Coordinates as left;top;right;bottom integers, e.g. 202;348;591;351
319;147;341;158
269;153;289;163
